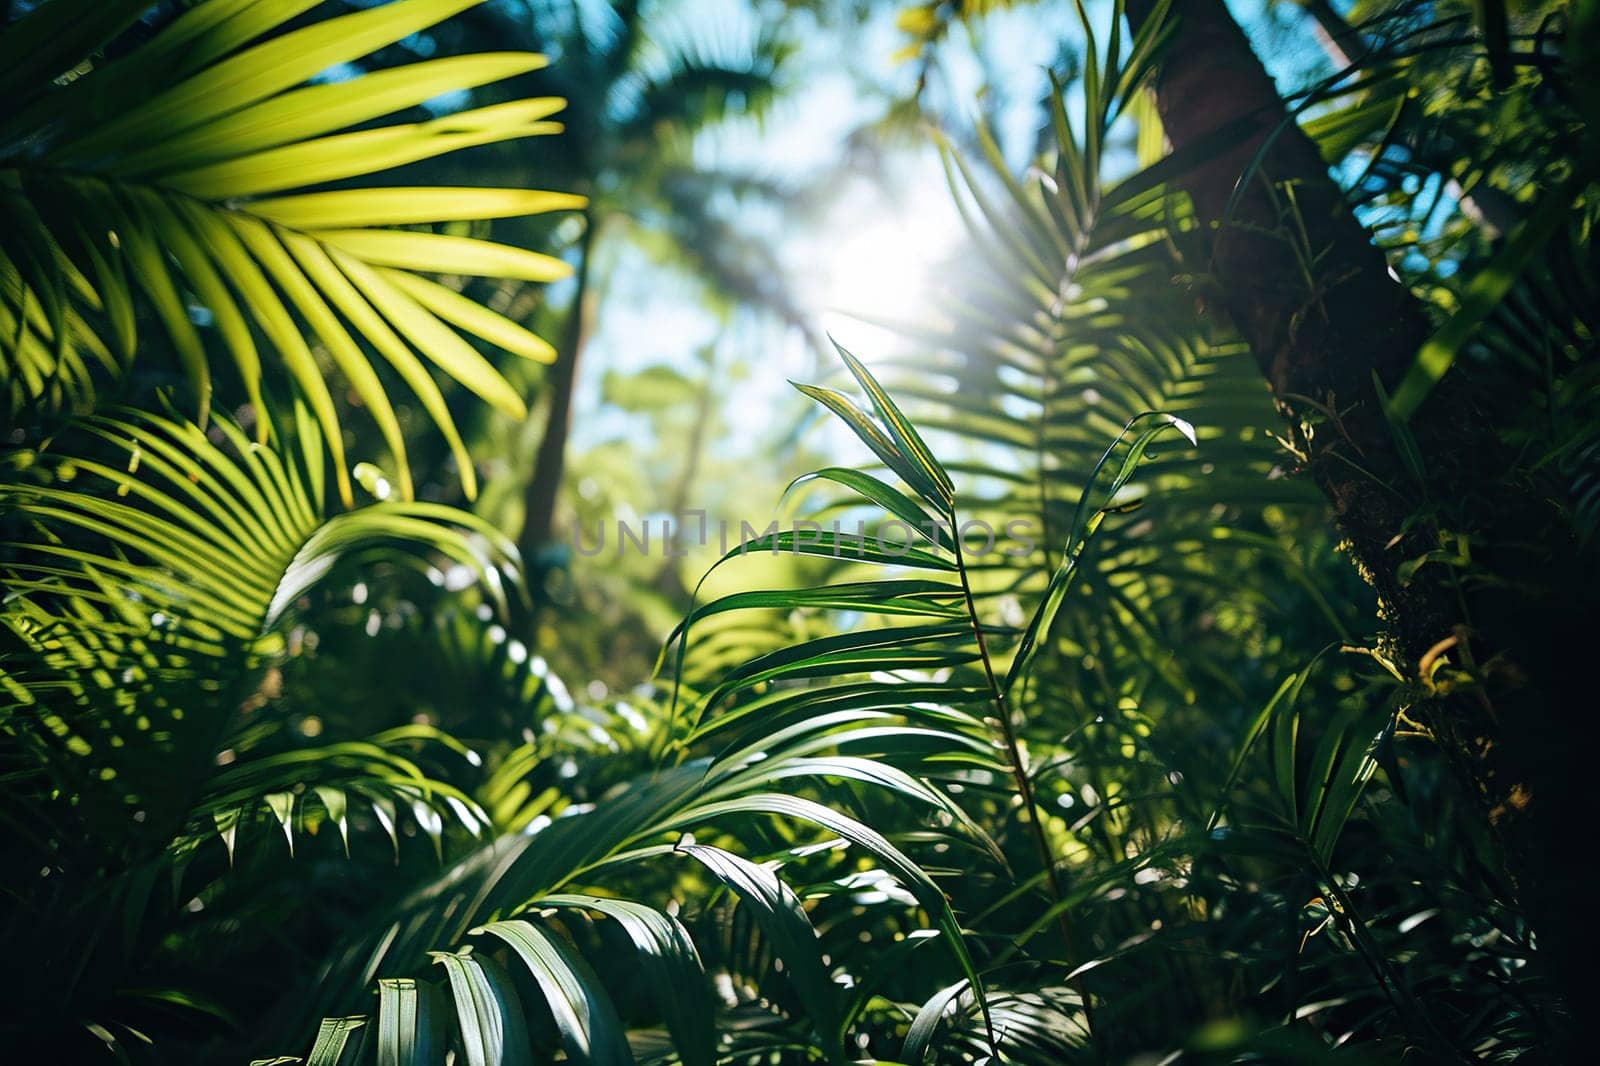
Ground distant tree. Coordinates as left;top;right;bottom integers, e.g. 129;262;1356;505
477;0;804;565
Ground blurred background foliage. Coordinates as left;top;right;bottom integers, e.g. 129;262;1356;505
1;0;1591;1062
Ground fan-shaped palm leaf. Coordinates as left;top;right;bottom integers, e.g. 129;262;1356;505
1;405;517;855
1;399;528;1058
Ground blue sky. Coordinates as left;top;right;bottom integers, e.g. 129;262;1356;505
568;0;1333;454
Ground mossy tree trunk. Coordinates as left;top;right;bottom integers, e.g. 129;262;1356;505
1124;0;1585;1024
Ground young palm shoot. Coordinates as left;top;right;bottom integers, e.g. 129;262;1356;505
665;339;1193;1053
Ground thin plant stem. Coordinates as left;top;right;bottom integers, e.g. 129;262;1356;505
949;507;1094;1029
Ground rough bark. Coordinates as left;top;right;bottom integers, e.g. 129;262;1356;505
1123;0;1583;1034
1125;0;1440;638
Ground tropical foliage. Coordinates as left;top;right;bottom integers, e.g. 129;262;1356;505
0;0;585;504
2;0;1589;1063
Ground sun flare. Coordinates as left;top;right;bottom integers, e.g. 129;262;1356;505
813;181;957;348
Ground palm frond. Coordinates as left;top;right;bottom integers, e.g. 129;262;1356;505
1;399;529;1057
266;742;994;1064
1;405;517;846
0;0;582;504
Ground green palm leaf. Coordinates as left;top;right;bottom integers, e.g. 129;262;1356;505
1;407;517;865
2;408;516;649
0;0;581;504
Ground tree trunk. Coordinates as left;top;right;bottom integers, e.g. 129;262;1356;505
653;347;718;600
520;207;598;565
1123;0;1583;1034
